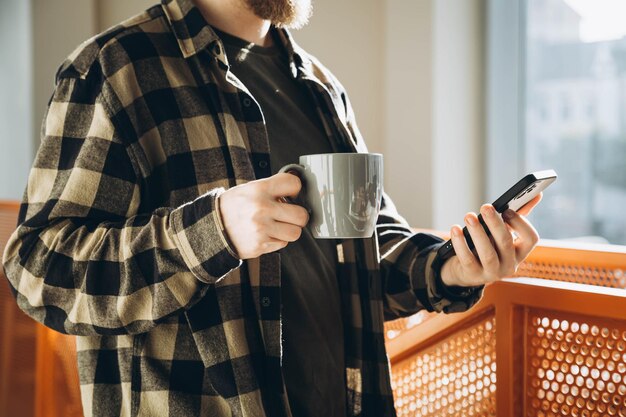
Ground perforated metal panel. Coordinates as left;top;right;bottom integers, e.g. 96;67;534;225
387;254;626;345
526;310;626;417
386;311;436;342
516;262;626;289
390;315;497;416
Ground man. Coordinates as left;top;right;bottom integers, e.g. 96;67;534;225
2;0;540;416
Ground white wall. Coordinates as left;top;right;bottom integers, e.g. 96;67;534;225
384;0;486;229
296;0;385;156
29;0;149;169
432;0;485;230
384;0;435;227
96;0;155;31
32;0;97;162
0;0;137;200
0;1;33;200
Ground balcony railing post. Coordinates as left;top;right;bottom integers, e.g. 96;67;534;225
494;285;515;417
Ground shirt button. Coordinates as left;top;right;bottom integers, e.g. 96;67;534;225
243;97;252;107
258;160;268;169
261;296;271;307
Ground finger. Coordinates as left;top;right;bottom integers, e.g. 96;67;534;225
464;212;500;276
273;201;309;227
517;193;542;217
261;238;289;255
265;173;302;198
480;204;515;274
502;209;540;262
267;221;303;243
449;224;481;278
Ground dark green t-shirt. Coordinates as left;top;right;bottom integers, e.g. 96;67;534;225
218;29;347;417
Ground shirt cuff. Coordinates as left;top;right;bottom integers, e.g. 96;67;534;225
424;244;484;313
169;188;242;284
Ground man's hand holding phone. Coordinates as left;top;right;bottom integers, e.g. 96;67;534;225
439;194;542;288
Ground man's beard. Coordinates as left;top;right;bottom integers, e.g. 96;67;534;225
244;0;312;29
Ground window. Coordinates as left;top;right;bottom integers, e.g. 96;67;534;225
488;0;626;245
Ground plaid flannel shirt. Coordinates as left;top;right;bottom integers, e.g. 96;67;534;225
2;0;483;416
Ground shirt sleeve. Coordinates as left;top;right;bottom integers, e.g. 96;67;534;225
1;71;241;336
376;196;484;319
337;80;484;318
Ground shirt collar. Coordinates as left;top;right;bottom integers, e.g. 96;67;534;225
161;0;220;59
273;27;313;79
161;0;314;78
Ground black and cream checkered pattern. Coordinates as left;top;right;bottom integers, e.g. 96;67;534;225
2;0;483;415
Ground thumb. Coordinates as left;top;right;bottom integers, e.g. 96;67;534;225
265;172;303;198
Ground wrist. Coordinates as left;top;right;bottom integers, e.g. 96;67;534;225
215;193;240;259
432;252;482;301
440;258;461;287
169;188;242;283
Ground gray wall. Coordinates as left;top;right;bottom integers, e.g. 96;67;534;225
384;0;435;227
32;0;97;168
432;0;485;230
95;0;154;31
296;0;385;155
0;1;33;200
0;0;96;200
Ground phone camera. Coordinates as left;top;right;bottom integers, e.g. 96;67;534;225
515;183;537;200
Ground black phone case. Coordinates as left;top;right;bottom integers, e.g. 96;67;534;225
435;170;557;262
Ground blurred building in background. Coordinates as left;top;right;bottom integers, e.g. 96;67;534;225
526;0;626;244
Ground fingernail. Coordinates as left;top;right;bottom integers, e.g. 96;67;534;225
452;227;462;237
465;215;477;226
503;209;515;220
482;205;495;217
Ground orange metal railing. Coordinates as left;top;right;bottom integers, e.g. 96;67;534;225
0;201;82;417
34;326;82;417
385;242;626;417
0;201;39;417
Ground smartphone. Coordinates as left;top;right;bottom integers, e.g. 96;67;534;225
436;169;558;262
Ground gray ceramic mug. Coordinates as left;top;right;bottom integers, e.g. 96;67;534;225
279;153;383;239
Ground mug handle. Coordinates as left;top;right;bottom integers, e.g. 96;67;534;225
278;164;309;211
